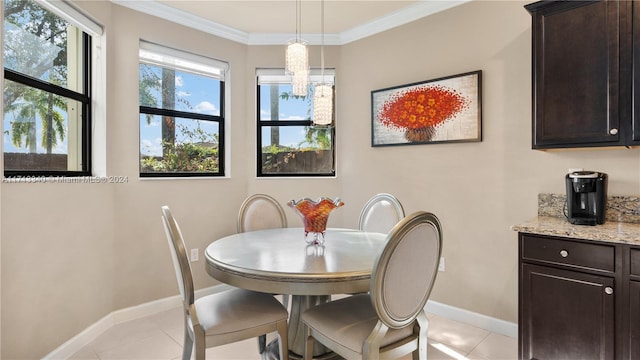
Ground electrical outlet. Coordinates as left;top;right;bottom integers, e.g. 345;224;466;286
190;248;199;262
438;257;445;272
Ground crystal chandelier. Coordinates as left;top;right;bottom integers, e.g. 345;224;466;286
292;69;308;97
286;0;308;96
313;84;332;125
285;42;308;74
313;0;333;125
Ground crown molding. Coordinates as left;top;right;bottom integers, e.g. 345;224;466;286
248;32;343;46
111;0;470;46
111;0;250;44
339;0;470;44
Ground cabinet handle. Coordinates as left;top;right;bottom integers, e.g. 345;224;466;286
605;287;614;295
560;249;569;258
609;128;618;135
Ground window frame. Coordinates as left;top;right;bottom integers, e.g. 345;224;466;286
3;1;93;177
138;42;227;178
256;69;336;178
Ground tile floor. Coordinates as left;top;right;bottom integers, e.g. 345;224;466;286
69;298;517;360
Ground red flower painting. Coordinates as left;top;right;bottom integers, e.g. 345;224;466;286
378;85;469;142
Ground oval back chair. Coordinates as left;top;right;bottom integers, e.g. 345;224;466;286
358;193;405;234
161;206;288;360
236;194;290;347
303;211;442;360
238;194;288;233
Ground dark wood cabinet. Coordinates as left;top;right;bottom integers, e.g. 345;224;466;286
521;263;615;360
628;248;640;359
519;234;640;360
519;234;617;359
629;281;640;359
526;0;640;149
632;1;640;145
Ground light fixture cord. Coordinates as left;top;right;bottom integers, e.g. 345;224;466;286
296;0;301;43
320;0;325;82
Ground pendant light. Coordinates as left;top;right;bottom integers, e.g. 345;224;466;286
292;69;308;97
286;0;308;96
313;0;333;125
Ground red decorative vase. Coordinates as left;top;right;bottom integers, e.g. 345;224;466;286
287;197;344;244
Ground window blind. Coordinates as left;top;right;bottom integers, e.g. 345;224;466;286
257;68;335;85
36;0;103;36
139;41;228;81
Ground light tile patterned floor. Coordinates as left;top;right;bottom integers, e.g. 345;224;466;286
69;301;517;360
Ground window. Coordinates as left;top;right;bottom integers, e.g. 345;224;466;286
257;69;335;177
3;0;99;176
139;41;227;177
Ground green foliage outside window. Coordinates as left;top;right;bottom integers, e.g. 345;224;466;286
140;123;219;173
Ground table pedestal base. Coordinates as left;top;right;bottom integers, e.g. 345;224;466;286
263;341;340;360
263;294;340;360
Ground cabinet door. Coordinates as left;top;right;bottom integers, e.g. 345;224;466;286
632;1;640;144
628;248;640;359
527;1;623;148
520;263;615;360
630;281;640;360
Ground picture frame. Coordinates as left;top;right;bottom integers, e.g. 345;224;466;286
371;70;482;147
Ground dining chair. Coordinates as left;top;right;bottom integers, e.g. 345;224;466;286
161;206;289;360
236;193;290;352
302;211;442;360
358;193;406;234
237;193;288;233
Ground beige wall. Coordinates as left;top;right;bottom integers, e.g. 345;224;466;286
2;1;640;358
339;0;640;321
106;4;252;311
1;3;117;358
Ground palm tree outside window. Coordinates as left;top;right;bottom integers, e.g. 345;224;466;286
256;69;335;177
138;41;227;177
3;0;96;176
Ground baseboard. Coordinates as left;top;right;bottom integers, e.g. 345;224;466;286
43;285;231;360
44;285;515;359
425;300;518;339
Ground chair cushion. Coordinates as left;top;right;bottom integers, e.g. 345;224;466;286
302;294;414;354
195;288;288;336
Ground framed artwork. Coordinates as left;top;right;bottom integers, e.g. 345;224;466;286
371;70;482;147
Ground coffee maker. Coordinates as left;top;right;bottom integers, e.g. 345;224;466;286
565;171;608;226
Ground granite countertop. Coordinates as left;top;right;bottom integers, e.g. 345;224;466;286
512;216;640;245
512;193;640;245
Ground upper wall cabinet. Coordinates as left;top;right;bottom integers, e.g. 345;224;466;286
526;0;640;149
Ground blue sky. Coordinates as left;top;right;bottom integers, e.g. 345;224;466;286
139;70;313;157
4;73;314;158
4;60;314;157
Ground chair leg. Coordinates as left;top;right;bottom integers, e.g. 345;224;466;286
363;320;387;360
276;319;289;360
193;326;206;360
194;340;205;360
258;335;267;354
182;331;193;360
182;315;194;360
414;312;429;360
304;327;314;360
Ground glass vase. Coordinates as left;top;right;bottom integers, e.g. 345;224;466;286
287;197;344;245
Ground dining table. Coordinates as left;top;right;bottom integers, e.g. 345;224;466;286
204;227;388;359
